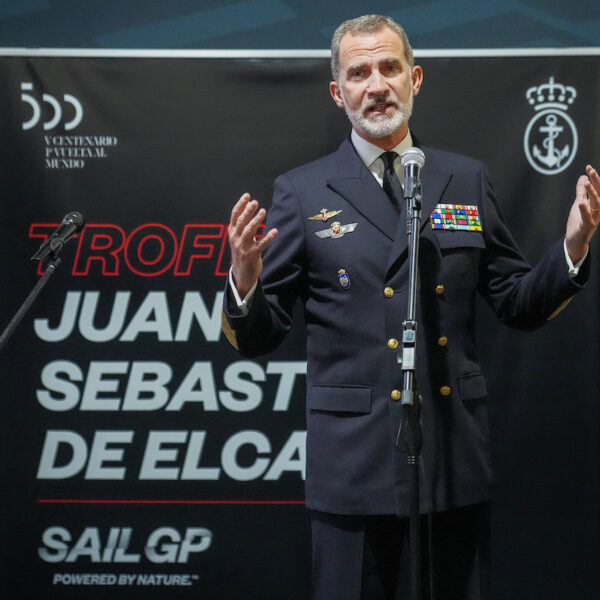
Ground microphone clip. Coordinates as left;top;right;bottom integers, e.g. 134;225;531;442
31;211;85;263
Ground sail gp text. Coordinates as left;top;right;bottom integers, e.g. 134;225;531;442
44;526;207;586
40;526;211;563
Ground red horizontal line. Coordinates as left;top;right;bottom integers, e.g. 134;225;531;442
37;499;305;505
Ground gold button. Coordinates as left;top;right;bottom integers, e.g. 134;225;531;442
391;389;402;402
384;287;394;298
387;338;399;350
440;386;451;396
435;284;445;295
437;336;448;346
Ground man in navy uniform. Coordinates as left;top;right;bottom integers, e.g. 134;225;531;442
221;14;600;600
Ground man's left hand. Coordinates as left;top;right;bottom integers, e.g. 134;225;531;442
565;165;600;264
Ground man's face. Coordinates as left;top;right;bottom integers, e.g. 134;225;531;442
330;27;423;147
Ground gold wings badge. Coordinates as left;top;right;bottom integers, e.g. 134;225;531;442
308;208;342;222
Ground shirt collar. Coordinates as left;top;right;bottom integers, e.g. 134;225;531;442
351;128;414;170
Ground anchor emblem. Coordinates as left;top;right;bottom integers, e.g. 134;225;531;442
523;76;578;176
532;114;570;169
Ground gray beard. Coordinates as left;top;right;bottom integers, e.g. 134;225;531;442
342;92;413;139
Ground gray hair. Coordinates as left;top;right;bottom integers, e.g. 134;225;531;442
330;15;414;81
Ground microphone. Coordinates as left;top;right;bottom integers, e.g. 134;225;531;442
401;147;425;201
31;211;85;262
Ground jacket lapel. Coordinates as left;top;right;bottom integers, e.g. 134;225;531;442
323;138;454;276
326;139;399;241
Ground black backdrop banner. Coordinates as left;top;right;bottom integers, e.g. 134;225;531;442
0;53;598;600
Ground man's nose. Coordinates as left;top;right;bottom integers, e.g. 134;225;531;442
367;70;389;95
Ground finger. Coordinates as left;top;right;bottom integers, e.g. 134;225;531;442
256;227;278;251
585;182;600;208
578;202;595;226
242;206;268;240
586;165;599;190
575;175;589;203
234;199;260;236
585;167;600;208
230;193;251;228
578;184;600;227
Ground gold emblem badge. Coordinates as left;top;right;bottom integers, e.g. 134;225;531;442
309;208;343;222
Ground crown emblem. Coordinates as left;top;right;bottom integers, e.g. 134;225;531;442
523;76;579;175
525;76;577;111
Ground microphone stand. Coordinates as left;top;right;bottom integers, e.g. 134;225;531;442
0;212;84;352
396;164;424;600
0;257;62;353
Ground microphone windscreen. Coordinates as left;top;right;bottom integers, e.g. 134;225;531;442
64;211;85;231
401;147;425;169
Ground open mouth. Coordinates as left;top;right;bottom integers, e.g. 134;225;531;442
365;101;395;115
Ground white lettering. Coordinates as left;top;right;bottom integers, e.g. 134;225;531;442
139;431;188;480
84;431;133;480
37;430;88;479
218;361;265;412
174;291;223;342
122;362;172;411
37;360;83;411
167;362;218;411
81;362;128;411
79;291;130;342
119;292;173;341
34;291;81;341
221;430;270;481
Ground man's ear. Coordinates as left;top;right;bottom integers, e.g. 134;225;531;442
329;80;345;108
412;65;423;97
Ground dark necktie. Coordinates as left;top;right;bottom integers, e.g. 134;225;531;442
380;151;403;211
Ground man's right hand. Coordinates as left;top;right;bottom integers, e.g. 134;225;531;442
228;193;278;298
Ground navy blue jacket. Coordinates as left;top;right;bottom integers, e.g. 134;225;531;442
222;138;587;516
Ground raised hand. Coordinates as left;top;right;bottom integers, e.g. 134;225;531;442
565;165;600;264
228;193;278;297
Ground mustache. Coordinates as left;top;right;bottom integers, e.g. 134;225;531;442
361;95;399;111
